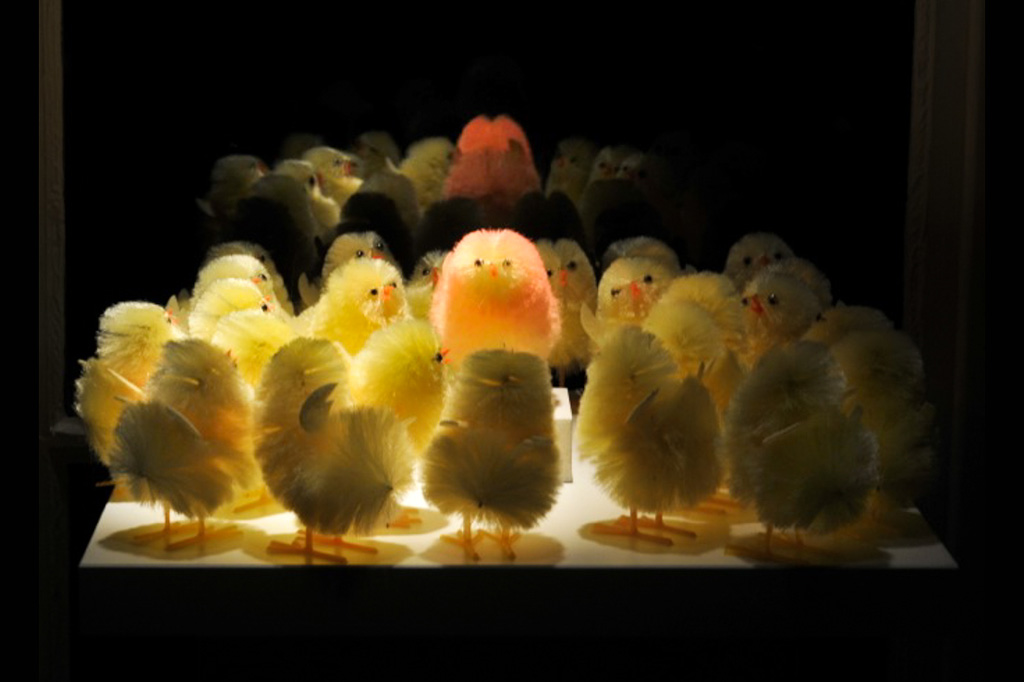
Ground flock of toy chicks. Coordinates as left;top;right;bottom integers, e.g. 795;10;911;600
75;114;936;563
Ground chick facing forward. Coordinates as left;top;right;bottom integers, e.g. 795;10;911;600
595;256;676;332
545;136;598;207
723;231;795;292
308;258;408;355
430;229;560;367
739;269;823;366
535;238;597;384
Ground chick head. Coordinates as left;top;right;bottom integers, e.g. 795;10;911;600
597;256;676;326
724;232;795;290
536;238;597;305
740;269;823;356
302;146;362;182
327;257;407;326
322;230;399;281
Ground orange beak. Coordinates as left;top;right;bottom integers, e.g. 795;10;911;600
441;348;451;365
559;269;569;288
749;294;764;315
490;264;498;278
431;268;440;287
758;255;771;267
630;280;642;300
381;285;393;302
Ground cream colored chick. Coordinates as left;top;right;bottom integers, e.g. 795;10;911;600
422;423;559;560
192;254;277;305
352;130;402;179
535;238;598;383
186;278;280;342
724;232;795;292
273;158;341;241
768;256;833;310
202;241;295;315
398;136;455;213
750;406;879;541
260;382;415;562
357;159;421;234
721;340;849;507
601;236;683;274
197;154;267;221
425;348;560;559
595;256;676;331
644;272;747;413
803;304;894;347
308;258;408;355
405;249;447;319
830;330;935;508
349;319;451;453
545;137;598;207
75;301;185;465
321;230;400;283
108;339;259;547
587;145;642;185
210;308;298;387
739;269;823;367
302;146;364;209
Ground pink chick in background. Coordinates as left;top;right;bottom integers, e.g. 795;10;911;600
430;228;560;367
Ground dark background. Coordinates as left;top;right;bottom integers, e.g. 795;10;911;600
62;7;916;414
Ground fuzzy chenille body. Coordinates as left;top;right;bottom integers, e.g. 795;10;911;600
430;229;560;367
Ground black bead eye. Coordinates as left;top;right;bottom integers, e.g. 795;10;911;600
768;293;778;305
611;288;621;297
422;268;430;276
308;176;316;188
370;288;378;296
741;297;749;306
389;281;397;288
503;259;512;267
743;256;752;266
474;259;483;267
546;269;553;277
774;252;783;260
433;352;444;363
374;241;384;250
567;261;577;271
260;302;269;312
643;274;653;284
637;170;647;180
356;249;365;258
260;273;268;281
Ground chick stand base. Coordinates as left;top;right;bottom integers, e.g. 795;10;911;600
78;393;962;643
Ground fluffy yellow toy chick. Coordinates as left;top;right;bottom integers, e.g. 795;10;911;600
352;130;402;179
405;249;447;319
197;154;267;223
601;236;683;274
595;256;676;331
273;158;341;241
535;237;598;384
308;258;408;355
739;269;824;366
723;231;795;292
202;241;295;316
544;136;598;207
302;146;364;209
210;308;298;387
349;319;451;453
398;136;455;213
321;230;401;283
803;304;894;347
186;278;280;342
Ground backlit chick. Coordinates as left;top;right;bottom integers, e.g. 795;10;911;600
768;256;833;310
430;229;560;367
75;358;147;466
830;330;935;507
357;159;421;235
321;230;400;283
443;115;541;225
210;308;298;387
349;319;451;453
108;339;259;545
535;238;598;383
424;349;560;559
186;278;279;342
601;236;683;274
92;301;186;388
302;146;364;210
587;145;641;185
803;304;894;347
197;154;267;222
721;340;849;507
723;231;795;292
273;158;341;241
192;254;277;305
544;137;598;207
739;269;823;367
405;249;447;319
308;258;408;355
352;130;402;179
202;241;294;316
398;136;455;213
